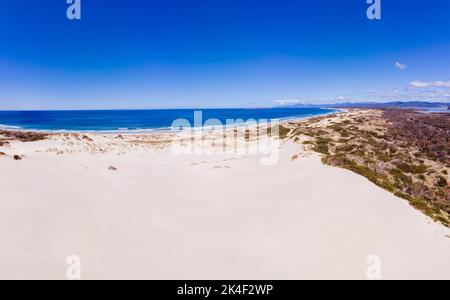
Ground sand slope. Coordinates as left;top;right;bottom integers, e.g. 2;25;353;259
0;137;449;279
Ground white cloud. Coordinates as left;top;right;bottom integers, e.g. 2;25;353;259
395;62;407;71
273;99;301;106
409;80;429;88
272;80;450;106
409;80;450;88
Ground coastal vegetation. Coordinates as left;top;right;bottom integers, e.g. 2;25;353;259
286;109;450;227
0;130;48;146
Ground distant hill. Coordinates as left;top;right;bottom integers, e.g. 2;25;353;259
291;101;450;110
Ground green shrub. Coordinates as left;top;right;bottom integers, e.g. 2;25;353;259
434;215;449;226
394;191;413;202
269;125;290;138
374;149;391;162
396;162;413;173
411;164;428;174
313;137;331;155
314;144;329;154
335;144;356;152
278;125;291;139
437;176;448;188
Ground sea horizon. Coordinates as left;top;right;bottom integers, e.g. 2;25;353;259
0;107;336;132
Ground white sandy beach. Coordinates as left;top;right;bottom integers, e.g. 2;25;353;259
0;130;449;280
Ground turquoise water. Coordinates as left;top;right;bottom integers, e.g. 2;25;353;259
0;108;336;132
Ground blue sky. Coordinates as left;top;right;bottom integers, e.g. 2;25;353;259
0;0;449;109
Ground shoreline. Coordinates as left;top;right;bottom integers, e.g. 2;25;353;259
0;108;340;134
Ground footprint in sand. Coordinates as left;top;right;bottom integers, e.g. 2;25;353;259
213;165;231;170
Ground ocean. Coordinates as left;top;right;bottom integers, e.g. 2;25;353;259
0;107;336;132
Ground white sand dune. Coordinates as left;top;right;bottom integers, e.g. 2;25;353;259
0;136;449;279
